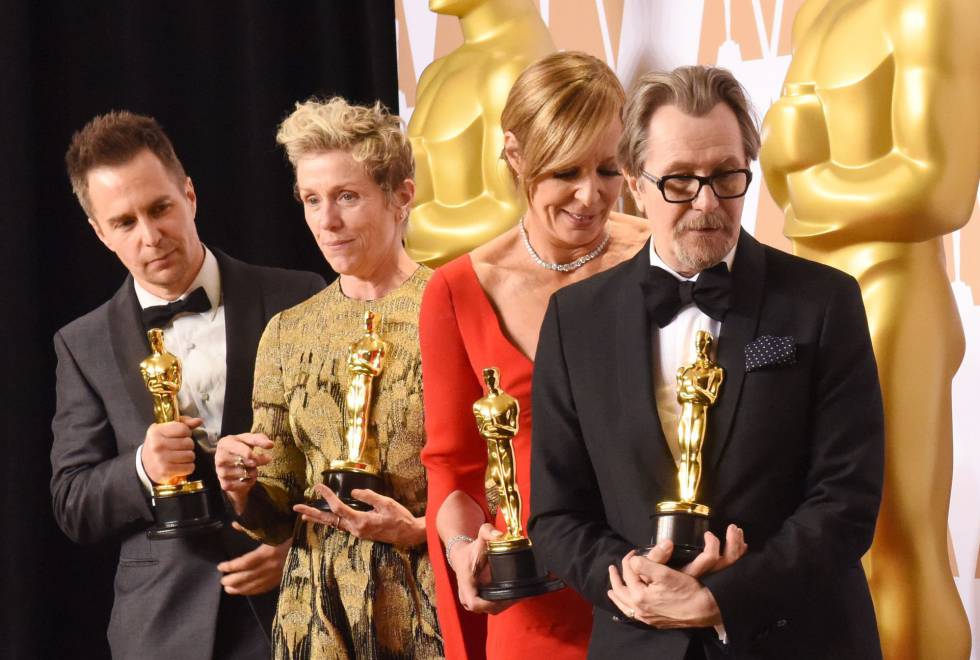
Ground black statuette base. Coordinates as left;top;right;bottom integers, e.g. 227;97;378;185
639;511;710;568
147;488;223;540
478;546;565;601
313;470;386;512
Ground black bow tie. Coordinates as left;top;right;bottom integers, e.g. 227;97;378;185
141;287;212;329
641;261;732;328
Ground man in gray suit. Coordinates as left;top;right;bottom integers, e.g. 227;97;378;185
50;111;324;659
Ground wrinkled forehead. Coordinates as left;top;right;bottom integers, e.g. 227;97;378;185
644;104;745;172
85;152;188;220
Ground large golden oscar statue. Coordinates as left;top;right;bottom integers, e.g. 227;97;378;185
405;0;555;267
761;1;980;657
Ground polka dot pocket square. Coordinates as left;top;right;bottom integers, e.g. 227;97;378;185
745;335;796;372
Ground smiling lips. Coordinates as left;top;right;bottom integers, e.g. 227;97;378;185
563;209;600;225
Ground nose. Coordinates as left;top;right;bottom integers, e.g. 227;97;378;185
691;181;720;213
574;171;602;207
136;217;162;246
309;201;343;232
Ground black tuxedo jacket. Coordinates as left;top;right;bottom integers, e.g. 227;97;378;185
528;233;884;660
50;248;324;660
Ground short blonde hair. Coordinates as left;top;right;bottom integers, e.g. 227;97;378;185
276;97;414;199
618;66;760;177
501;52;625;196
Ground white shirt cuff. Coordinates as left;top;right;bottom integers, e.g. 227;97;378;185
135;445;155;494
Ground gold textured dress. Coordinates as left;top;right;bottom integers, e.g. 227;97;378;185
242;266;443;660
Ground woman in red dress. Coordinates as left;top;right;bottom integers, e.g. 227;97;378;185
419;52;650;659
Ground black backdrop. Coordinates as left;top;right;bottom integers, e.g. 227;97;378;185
1;2;396;657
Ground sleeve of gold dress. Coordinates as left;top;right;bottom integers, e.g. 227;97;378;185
239;312;308;545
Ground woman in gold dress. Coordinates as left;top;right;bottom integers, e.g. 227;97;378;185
214;97;442;659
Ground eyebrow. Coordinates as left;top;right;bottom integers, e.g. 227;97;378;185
105;195;171;226
661;157;744;173
296;180;363;195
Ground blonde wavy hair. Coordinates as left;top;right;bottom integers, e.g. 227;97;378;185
501;51;625;197
276;97;414;201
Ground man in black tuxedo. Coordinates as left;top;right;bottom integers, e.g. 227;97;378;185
50;111;324;659
528;66;884;660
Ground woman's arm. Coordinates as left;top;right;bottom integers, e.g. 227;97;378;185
229;313;308;545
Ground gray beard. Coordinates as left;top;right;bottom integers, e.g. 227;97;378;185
672;211;737;272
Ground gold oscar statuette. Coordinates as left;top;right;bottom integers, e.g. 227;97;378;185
474;366;563;601
317;311;388;512
761;2;978;655
140;328;222;539
648;330;724;566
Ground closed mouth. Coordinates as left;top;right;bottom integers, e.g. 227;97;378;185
147;250;175;265
324;238;355;248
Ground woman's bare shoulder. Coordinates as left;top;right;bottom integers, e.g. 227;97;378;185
607;211;650;249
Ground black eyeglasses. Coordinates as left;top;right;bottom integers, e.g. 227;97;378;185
639;168;753;204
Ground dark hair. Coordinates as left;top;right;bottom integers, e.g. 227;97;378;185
65;110;186;215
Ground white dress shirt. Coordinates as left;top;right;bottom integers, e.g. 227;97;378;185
134;247;227;490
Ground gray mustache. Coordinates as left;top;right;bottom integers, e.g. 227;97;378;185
675;212;727;234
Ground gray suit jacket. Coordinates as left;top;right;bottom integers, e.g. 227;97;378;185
50;248;324;660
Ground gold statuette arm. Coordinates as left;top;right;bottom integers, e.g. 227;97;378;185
763;0;980;242
692;369;724;405
238;314;308;545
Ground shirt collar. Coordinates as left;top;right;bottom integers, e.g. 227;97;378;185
648;236;737;282
133;246;222;321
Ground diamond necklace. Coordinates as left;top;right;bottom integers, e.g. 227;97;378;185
519;216;610;272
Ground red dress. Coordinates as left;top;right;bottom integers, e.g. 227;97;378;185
419;255;593;660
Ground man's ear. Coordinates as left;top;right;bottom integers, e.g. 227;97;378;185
87;217;111;249
502;131;524;177
624;174;645;215
184;176;197;213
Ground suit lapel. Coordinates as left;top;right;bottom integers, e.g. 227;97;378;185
108;277;156;430
704;231;766;475
215;249;266;437
616;241;677;501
